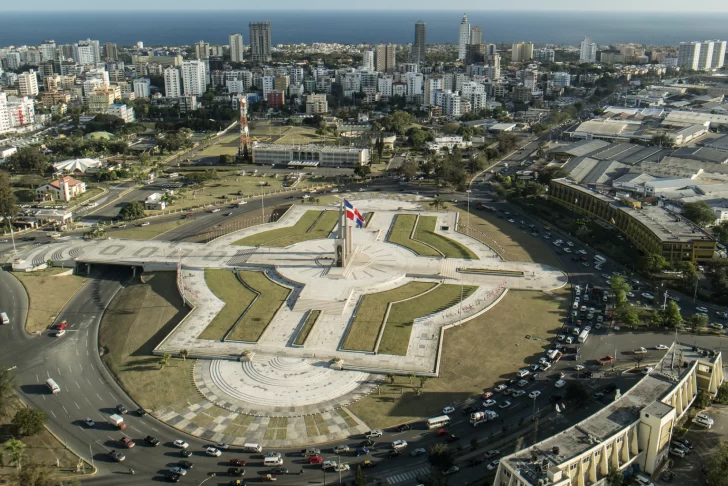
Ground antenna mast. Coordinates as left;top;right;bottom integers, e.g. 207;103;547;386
238;96;251;160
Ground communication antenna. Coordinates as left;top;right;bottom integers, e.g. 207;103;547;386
238;96;251;160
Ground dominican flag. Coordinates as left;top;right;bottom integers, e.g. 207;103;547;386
344;199;365;228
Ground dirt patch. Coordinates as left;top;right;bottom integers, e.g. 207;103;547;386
15;268;88;334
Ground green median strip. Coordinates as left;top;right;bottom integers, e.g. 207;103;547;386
294;310;321;346
415;216;479;259
233;209;338;247
227;271;291;342
387;214;441;257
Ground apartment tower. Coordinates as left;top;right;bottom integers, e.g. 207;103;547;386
458;14;471;60
229;34;244;63
249;22;272;63
413;21;426;64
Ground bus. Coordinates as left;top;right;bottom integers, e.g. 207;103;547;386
594;255;607;265
578;329;590;344
426;415;451;429
46;378;60;394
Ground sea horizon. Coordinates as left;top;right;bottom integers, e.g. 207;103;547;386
1;10;728;49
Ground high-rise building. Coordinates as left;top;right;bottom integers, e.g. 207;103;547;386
164;67;182;97
103;43;118;61
511;42;534;62
486;44;497;56
362;50;375;71
678;42;702;70
40;40;56;62
413;21;426;65
195;41;210;60
698;42;714;70
552;72;571;88
458;14;471;61
712;41;727;69
133;78;151;98
678;40;727;70
76;39;100;64
470;26;483;47
249;22;272;63
534;48;555;62
18;70;39;96
0;93;11;134
580;37;597;63
375;44;396;73
181;60;206;96
229;34;244;63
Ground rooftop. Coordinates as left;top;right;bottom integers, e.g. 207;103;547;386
252;144;367;153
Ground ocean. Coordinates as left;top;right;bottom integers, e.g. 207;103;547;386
1;10;728;48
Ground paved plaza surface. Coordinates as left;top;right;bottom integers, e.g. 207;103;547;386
12;199;567;445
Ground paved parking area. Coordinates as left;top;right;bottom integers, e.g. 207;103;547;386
661;404;728;486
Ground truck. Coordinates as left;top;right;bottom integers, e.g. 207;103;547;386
546;349;563;362
108;414;126;430
598;355;615;366
470;410;498;427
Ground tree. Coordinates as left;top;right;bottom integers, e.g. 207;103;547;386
159;353;171;370
713;221;728;245
638;253;669;274
354;464;367;486
385;373;395;384
0;171;17;226
0;368;16;419
647;309;664;327
429;196;447;210
119;200;146;221
381;111;415;136
610;276;631;306
407;127;433;149
675;261;698;286
650;133;675;148
13;462;78;486
407;371;415;385
695;390;712;410
353;165;371;179
7;147;48;174
399;159;418;179
606;467;624;486
682;201;717;228
495;132;519;154
11;408;47;437
707;441;728;486
419;376;428;389
633;352;645;370
179;349;189;362
664;300;683;328
715;383;728;405
4;438;25;470
427;443;454;468
564;382;589;405
219;154;236;165
688;314;709;332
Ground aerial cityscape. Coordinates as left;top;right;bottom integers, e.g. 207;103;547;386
3;7;728;486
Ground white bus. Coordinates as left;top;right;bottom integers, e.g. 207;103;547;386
578;329;590;344
46;378;60;394
426;415;451;429
594;255;607;265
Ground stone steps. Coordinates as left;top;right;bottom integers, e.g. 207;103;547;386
293;298;346;314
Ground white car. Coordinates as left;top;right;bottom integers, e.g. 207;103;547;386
173;440;189;449
517;379;529;387
170;466;188;476
578;249;587;255
655;344;669;350
670;447;686;458
642;366;654;375
567;241;574;247
442;406;456;414
566;336;574;344
528;391;541;399
391;440;408;449
334;445;350;454
516;369;530;378
555;380;566;388
215;442;230;450
641;293;655;300
626;292;634;298
574;364;585;371
140;222;150;227
511;390;526;398
365;430;383;438
694;414;714;428
557;334;566;341
499;400;512;409
483;399;497;408
696;306;709;313
55;329;66;337
206;447;221;457
211;208;221;213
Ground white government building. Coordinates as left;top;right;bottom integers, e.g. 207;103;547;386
251;144;369;168
494;344;723;486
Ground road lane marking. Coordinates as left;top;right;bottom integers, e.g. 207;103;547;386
62;405;69;415
109;392;115;400
150;427;159;432
131;426;142;433
75;380;81;389
96;393;103;401
74;402;80;409
68;364;73;374
90;364;95;371
78;363;83;372
35;374;39;383
57;367;62;376
50;410;56;418
86;378;92;386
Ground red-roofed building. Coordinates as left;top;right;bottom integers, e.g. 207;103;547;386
36;176;87;202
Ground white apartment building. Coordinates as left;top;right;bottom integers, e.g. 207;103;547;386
6;96;35;128
40;40;56;62
4;52;22;69
461;81;487;110
458;14;471;61
712;40;727;69
181;60;207;96
229;34;244;63
580;36;597;63
511;42;534;62
227;80;245;94
262;75;275;100
436;90;462;117
678;40;727;70
290;67;305;85
678;42;703;70
362;50;375;71
0;93;11;134
133;78;151;99
305;94;328;114
378;76;393;98
552;72;571;88
74;40;99;65
18;70;39;96
534;48;555;62
164;67;182;97
106;103;136;123
425;77;443;106
392;81;407;97
405;72;423;97
523;69;538;89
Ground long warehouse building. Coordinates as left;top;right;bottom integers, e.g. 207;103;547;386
251;144;369;168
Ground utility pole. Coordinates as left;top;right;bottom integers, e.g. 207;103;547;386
466;189;472;230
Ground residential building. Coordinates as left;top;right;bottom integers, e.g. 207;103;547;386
6;96;35;127
40;91;71;108
378;76;393;98
144;193;166;211
249;22;272;63
39;40;56;62
470;26;482;47
0;94;11;134
262;75;275;99
424;76;443;106
274;75;290;92
75;39;100;65
194;40;210;60
305;93;328;114
106;103;135;123
511;42;534;62
36;176;87;202
164;67;182;98
549;178;716;263
88;90;115;113
375;43;396;73
461;81;487;110
362;50;375;71
133;78;151;99
181;60;207;96
678;42;702;70
486;44;497;56
405;72;423;97
103;43;118;61
4;52;21;69
413;21;426;64
426;136;471;152
392;81;407;97
712;41;727;69
512;85;532;103
458;14;470;61
698;42;714;70
18;70;39;96
229;34;244;63
678;40;727;70
252;144;369;167
534;48;555;62
551;72;571;88
580;36;597;63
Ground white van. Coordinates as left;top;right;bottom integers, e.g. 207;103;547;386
634;474;655;486
263;456;284;466
46;378;60;394
242;443;262;453
0;312;9;325
594;255;607;265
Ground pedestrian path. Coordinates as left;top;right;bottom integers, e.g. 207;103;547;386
385;466;431;484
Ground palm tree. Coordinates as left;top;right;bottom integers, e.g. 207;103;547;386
419;377;429;389
179;349;189;362
4;438;25;470
429;197;447;210
407;372;415;385
159;353;171;370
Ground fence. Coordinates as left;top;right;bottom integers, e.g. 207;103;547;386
456;223;507;257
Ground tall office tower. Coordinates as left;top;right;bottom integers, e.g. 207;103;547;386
458;14;471;60
229;34;244;63
40;40;56;62
375;43;396;72
511;42;534;62
579;36;597;63
103;43;118;61
413;21;426;64
362;50;375;71
470;26;483;46
486;44;497;56
678;42;701;70
182;60;207;95
0;93;11;134
712;41;727;69
195;41;210;59
163;67;182;97
249;22;272;63
18;70;39;96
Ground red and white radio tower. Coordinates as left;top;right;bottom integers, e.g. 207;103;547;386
238;96;251;160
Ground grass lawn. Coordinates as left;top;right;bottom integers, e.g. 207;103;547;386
98;272;198;412
111;219;193;240
274;126;326;145
378;284;478;356
233;210;337;247
198;270;256;341
387;214;440;257
294;310;321;346
14;268;88;334
348;289;570;429
415;216;479;259
343;282;437;352
227;271;291;342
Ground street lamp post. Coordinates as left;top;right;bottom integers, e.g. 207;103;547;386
198;473;216;486
466;189;472;232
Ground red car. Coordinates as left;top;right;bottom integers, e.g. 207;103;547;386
120;437;135;448
436;428;449;437
229;459;246;467
308;455;323;465
56;321;68;330
482;392;494;400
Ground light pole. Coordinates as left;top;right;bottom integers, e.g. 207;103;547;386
466;189;472;231
198;473;216;486
662;290;669;311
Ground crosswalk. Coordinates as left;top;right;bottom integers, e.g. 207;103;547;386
385;466;431;484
